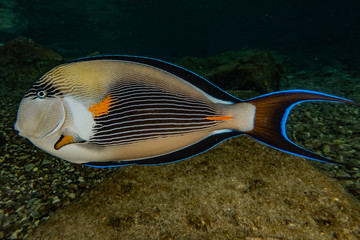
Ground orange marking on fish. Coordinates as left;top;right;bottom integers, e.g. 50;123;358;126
88;95;113;117
205;116;233;121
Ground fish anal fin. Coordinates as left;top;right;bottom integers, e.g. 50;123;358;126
245;90;360;167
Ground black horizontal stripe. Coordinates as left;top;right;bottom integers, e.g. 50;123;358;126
94;120;214;137
91;118;217;145
110;88;209;107
103;106;214;119
93;124;213;140
97;112;213;123
90;80;219;145
110;93;207;107
92;126;214;146
95;111;215;132
96;117;213;131
109;99;213;111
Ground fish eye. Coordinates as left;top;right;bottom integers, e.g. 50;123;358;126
37;90;47;98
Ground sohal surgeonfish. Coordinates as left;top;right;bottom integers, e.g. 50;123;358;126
14;55;360;168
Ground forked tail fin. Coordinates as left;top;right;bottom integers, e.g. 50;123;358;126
245;90;360;167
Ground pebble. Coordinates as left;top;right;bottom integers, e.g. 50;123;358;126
52;196;61;204
17;155;30;161
78;182;87;188
68;193;76;199
339;180;354;188
335;170;352;179
352;172;360;179
339;144;353;151
16;206;25;214
10;228;22;239
25;163;36;172
34;220;40;227
41;159;52;166
332;139;345;145
322;145;331;154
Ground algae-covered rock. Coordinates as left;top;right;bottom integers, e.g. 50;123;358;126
28;137;360;240
0;36;62;62
205;51;281;93
176;50;284;94
0;37;63;96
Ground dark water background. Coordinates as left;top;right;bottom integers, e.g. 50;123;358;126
1;0;360;61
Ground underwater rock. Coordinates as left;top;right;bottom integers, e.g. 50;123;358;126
0;37;63;96
29;137;360;240
0;37;62;62
205;51;281;93
176;50;283;93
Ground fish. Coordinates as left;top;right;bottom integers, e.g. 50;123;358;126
14;55;360;168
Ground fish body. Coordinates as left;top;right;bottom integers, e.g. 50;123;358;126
15;56;360;167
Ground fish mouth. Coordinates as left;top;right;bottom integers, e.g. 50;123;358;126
15;97;66;139
14;122;26;137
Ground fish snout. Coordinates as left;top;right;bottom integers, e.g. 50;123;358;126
15;97;66;139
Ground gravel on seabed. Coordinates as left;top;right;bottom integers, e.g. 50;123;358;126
1;62;360;239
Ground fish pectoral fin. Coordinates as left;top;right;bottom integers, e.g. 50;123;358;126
54;135;85;150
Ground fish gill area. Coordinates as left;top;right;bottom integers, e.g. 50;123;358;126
0;37;360;239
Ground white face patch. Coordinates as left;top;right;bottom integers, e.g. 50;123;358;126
15;97;66;139
63;96;95;140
